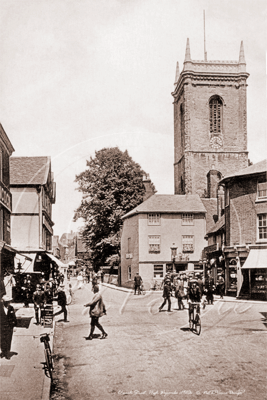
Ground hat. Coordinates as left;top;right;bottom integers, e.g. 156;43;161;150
49;278;53;281
36;284;41;289
2;295;12;302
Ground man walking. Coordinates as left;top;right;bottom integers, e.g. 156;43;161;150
84;285;107;340
134;272;142;295
0;295;17;359
159;280;172;312
53;284;68;322
32;284;45;325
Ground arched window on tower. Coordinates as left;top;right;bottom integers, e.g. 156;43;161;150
209;96;223;134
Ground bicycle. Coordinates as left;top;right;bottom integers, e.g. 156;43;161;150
189;302;201;335
34;333;54;380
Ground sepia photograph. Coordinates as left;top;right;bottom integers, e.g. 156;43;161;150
0;0;266;399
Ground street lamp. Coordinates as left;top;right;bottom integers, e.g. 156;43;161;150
170;243;178;273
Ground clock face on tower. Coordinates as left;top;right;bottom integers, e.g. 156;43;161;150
210;135;223;149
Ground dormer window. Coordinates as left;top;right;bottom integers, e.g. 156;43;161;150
148;213;160;225
209;96;223;134
257;181;267;199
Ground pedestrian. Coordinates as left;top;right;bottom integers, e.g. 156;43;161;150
32;284;45;325
44;282;53;305
216;274;225;298
175;279;185;310
84;285;107;340
53;284;68;322
92;274;98;291
134;272;143;295
0;295;17;359
159;280;172;312
205;272;215;305
21;274;32;307
77;273;84;289
196;273;204;297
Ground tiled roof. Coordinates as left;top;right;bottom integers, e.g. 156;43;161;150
122;194;206;219
221;159;267;183
201;198;218;233
10;157;51;185
206;215;225;236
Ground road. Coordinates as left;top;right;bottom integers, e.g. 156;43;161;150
50;280;267;400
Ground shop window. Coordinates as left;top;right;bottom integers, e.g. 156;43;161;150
128;266;131;280
182;213;194;225
257;181;267;199
258;214;267;240
154;264;163;278
148;213;161;225
148;235;160;253
182;235;194;253
0;151;2;182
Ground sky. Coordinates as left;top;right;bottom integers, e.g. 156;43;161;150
1;0;266;236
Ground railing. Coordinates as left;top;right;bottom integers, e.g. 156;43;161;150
0;181;12;211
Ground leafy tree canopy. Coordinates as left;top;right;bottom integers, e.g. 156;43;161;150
74;147;155;270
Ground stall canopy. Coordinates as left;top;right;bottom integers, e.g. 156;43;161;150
46;253;68;272
242;249;267;269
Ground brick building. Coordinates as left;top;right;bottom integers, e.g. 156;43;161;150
172;39;249;197
120;194;207;288
221;159;267;299
0;124;15;296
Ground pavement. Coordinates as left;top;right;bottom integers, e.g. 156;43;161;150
0;302;55;400
0;281;266;400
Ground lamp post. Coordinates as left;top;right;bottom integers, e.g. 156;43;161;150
170;243;178;274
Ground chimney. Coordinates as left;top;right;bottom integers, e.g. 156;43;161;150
143;174;155;202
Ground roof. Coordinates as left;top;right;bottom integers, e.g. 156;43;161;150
10;157;51;185
220;159;267;184
206;215;225;236
122;194;206;220
201;198;218;233
0;124;15;155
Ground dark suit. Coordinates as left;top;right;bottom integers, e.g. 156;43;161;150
0;301;17;357
54;290;68;321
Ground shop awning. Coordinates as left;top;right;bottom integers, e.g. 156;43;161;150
14;253;37;273
46;253;68;270
242;248;267;269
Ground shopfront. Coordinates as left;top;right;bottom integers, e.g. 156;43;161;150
240;248;267;301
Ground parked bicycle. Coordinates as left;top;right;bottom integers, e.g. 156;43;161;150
34;333;54;380
189;302;201;335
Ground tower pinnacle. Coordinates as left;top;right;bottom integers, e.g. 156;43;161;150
174;62;180;84
239;41;246;63
184;38;191;61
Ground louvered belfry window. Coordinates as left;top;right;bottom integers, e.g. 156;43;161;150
209;96;223;134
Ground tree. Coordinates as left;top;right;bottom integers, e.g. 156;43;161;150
74;147;155;270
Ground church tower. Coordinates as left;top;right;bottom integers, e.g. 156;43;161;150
172;39;249;197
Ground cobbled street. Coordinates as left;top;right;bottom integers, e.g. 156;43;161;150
51;281;267;400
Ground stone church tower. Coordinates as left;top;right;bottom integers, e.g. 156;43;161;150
172;39;249;197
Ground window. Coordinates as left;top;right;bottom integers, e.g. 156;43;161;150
182;213;194;225
127;237;131;253
148;235;160;253
128;266;131;280
0;151;2;182
225;188;229;207
182;235;194;252
148;213;160;225
257;182;267;199
154;264;163;278
258;214;267;240
0;208;3;240
209;96;223;134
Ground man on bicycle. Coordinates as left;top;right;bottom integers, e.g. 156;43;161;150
187;279;201;324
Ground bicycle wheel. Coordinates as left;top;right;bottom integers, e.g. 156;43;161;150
44;348;54;380
195;314;201;335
